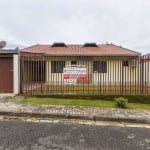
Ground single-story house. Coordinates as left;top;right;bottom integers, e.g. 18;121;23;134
0;49;19;94
21;43;146;94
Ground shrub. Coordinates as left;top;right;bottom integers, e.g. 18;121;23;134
114;97;128;108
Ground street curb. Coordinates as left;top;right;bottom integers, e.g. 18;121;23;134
0;111;149;124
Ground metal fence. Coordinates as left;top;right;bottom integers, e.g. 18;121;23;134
20;53;150;95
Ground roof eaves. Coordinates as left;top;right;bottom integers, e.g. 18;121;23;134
21;44;40;51
111;44;141;55
0;50;19;54
44;53;140;57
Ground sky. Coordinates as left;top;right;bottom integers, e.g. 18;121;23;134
0;0;150;54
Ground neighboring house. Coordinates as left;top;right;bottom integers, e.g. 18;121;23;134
0;50;19;94
20;43;143;94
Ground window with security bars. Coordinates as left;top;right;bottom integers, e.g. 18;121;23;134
71;61;77;65
93;61;107;73
51;61;65;73
123;60;129;67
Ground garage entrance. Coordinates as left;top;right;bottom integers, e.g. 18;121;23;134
0;57;13;93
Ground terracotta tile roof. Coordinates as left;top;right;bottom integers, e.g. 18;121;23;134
21;44;141;56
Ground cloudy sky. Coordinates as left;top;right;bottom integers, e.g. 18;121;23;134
0;0;150;54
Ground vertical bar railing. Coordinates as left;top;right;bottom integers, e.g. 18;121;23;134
20;54;150;95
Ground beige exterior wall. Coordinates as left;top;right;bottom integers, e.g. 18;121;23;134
143;61;150;83
93;59;139;84
46;60;70;84
46;58;140;85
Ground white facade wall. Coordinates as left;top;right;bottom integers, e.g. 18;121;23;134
46;59;140;85
13;54;19;94
143;61;150;84
93;60;139;84
46;61;70;84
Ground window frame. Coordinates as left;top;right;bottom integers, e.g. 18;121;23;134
93;61;107;73
123;60;129;67
51;61;65;73
71;61;77;65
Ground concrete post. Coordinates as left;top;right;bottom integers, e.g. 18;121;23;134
13;54;19;94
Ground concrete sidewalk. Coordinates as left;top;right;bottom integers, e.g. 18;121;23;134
0;96;150;124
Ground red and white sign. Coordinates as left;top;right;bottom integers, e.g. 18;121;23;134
63;66;86;84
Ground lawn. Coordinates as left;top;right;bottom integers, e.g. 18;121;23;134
22;97;150;110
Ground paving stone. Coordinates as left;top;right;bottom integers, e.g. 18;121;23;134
0;96;149;123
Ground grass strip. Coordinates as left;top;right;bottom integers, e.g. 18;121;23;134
22;97;150;110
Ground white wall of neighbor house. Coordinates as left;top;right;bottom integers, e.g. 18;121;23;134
45;59;140;85
13;54;19;94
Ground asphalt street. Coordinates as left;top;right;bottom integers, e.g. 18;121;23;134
0;120;149;150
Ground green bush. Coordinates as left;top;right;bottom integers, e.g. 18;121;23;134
114;97;128;108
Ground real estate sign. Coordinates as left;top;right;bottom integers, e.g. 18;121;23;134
63;66;86;84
